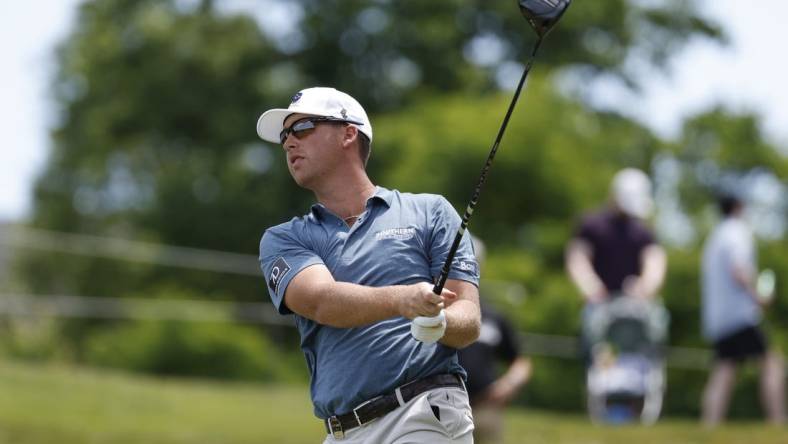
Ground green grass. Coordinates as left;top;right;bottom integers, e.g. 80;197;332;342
504;411;784;444
0;359;324;443
0;360;783;444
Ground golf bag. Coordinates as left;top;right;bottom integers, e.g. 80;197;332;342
584;295;669;424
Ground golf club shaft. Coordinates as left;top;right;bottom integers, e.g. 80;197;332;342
433;36;543;296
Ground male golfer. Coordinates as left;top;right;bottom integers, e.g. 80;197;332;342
257;87;481;443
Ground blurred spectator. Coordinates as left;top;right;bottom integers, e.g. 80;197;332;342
565;168;667;305
565;168;667;364
700;194;786;427
458;237;532;444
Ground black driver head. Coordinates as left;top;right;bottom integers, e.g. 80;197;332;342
518;0;572;37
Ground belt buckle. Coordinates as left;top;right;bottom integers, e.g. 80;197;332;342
351;395;381;426
328;416;344;439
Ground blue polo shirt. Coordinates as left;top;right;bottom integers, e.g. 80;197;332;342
259;186;479;419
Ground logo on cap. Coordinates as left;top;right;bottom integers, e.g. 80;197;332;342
290;92;303;104
340;108;347;119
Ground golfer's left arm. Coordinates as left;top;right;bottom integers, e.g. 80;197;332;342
439;279;480;348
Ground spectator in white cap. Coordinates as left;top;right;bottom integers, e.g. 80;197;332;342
565;168;666;304
611;168;654;220
257;87;481;443
564;168;667;366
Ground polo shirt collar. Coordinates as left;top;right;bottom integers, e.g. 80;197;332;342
309;185;393;222
371;185;394;208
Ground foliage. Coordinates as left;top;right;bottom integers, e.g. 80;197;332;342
82;320;299;382
0;317;63;362
286;0;723;110
373;75;662;242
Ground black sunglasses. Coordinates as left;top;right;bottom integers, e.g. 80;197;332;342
279;117;362;145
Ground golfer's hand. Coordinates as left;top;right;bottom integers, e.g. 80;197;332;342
411;309;447;344
399;282;456;319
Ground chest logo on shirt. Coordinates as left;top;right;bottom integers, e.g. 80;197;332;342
375;227;416;241
268;257;291;293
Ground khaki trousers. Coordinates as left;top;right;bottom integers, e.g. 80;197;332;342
323;387;475;444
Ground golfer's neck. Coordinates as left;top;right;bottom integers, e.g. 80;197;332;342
314;172;376;219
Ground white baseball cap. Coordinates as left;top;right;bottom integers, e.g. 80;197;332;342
611;168;654;219
256;87;373;144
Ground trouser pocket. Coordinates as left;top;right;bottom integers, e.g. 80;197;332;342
425;388;474;438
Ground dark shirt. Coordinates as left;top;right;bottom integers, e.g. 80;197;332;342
457;303;520;400
575;208;655;293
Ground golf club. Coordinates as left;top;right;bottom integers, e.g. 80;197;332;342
431;0;572;297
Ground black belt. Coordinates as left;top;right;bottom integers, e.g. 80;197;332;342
324;373;464;439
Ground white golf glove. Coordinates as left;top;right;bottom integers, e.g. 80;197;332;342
410;309;446;344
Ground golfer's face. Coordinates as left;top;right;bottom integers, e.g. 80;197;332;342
281;114;343;188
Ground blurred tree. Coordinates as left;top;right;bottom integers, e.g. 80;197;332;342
664;108;788;245
272;0;723;111
24;0;305;300
372;75;661;246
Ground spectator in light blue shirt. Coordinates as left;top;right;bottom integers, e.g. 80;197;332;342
256;87;481;443
700;194;785;427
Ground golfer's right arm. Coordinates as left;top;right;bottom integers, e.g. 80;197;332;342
284;264;453;327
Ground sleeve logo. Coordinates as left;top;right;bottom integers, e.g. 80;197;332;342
268;257;292;293
458;261;477;273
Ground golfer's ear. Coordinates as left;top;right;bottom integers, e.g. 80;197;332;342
341;124;359;148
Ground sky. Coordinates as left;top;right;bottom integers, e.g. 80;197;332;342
1;0;787;222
